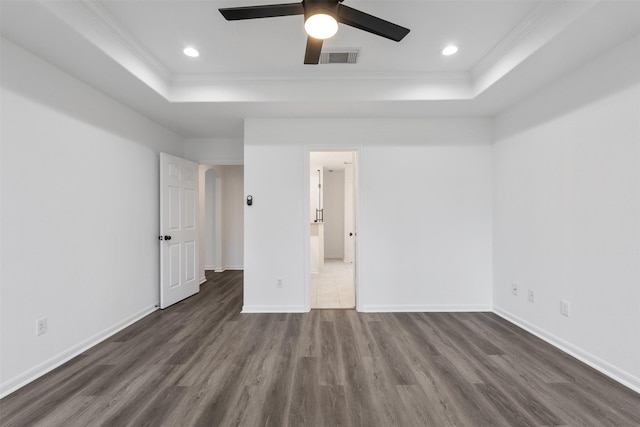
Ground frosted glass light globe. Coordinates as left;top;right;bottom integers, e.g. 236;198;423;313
305;14;338;39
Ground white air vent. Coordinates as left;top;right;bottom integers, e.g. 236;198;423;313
319;49;359;64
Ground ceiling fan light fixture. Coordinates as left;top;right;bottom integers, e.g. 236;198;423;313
305;13;338;39
219;1;410;64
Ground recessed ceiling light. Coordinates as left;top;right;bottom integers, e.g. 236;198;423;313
183;47;200;58
442;45;458;56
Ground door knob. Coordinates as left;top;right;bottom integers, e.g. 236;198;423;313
164;235;172;240
349;232;353;236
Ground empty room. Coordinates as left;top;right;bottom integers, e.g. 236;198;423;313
1;0;639;425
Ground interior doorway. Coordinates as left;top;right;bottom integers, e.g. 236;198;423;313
198;165;245;285
203;168;223;274
309;150;358;309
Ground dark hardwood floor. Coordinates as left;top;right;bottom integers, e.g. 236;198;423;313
2;271;639;426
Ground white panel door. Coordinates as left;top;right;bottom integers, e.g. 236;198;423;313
160;153;199;309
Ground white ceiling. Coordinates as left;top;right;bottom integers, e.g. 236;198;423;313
98;0;537;75
1;0;639;139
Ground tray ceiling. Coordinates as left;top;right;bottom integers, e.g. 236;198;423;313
1;0;639;137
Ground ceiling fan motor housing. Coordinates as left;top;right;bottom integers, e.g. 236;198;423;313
303;0;340;20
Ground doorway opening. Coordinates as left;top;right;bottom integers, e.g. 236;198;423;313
199;165;245;286
309;150;358;309
203;168;223;277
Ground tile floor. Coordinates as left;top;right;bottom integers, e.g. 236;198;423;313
311;259;355;309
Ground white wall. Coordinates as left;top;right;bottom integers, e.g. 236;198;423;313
0;38;183;396
244;118;493;312
493;34;640;391
323;169;345;259
184;138;243;165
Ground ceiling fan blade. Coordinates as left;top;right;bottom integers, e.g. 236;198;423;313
304;36;323;64
337;4;410;42
219;3;304;20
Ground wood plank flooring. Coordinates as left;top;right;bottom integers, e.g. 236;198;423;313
1;271;639;426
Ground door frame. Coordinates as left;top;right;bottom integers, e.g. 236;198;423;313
304;146;361;311
201;166;223;281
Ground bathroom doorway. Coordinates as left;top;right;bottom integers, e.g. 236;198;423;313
309;150;358;309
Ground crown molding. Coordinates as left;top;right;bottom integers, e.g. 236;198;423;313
470;1;565;81
72;0;173;82
168;76;474;103
470;0;599;96
170;70;471;85
38;0;173;98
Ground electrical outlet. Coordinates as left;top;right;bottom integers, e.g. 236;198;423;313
276;278;283;288
511;283;518;296
528;290;535;303
36;318;47;336
561;300;570;317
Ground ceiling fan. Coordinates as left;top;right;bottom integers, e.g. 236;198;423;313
219;0;410;64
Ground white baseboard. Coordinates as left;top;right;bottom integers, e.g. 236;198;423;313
199;276;207;284
242;305;308;313
359;304;492;313
223;266;243;271
493;306;640;394
0;304;158;399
